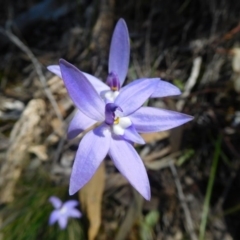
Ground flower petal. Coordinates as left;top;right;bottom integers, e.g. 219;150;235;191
59;59;105;121
49;210;60;225
115;78;159;116
83;72;110;94
47;65;62;78
123;126;145;144
151;79;181;98
49;196;62;209
112;124;124;135
47;65;109;95
68;110;96;139
109;19;130;86
69;124;111;195
109;138;150;200
129;107;193;133
118;117;132;128
68;209;82;218
63;200;79;209
58;216;68;229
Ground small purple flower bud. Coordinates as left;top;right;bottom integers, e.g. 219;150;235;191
107;72;120;91
105;103;122;125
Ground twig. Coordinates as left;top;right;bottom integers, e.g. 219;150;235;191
169;163;198;240
176;57;202;111
0;27;63;121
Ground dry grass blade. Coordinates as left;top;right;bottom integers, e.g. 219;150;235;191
199;136;222;240
145;152;180;170
177;57;202;111
170;163;198;240
79;162;105;240
143;146;171;163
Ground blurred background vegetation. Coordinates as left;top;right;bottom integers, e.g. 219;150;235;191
1;0;240;239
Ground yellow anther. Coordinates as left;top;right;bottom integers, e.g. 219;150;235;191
111;86;118;91
114;117;119;124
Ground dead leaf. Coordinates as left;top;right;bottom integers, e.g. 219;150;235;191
51;118;64;136
141;131;169;144
0;99;46;203
79;161;105;240
28;145;48;161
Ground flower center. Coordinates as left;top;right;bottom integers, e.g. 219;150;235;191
105;103;132;135
114;117;120;124
59;206;67;214
105;103;122;125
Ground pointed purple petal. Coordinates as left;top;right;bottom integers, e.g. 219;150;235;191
121;78;181;98
68;209;82;218
83;72;110;94
49;196;62;209
69;124;111;195
109;19;130;86
123;126;145;144
129;107;193;133
49;210;60;225
47;65;62;78
58;216;68;229
47;65;109;95
63;200;79;209
68;110;96;139
109;139;150;200
150;79;181;98
59;59;105;121
115;78;159;116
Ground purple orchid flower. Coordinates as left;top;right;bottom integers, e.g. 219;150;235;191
49;196;81;229
47;19;193;200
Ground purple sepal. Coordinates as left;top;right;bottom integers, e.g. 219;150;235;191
67;110;96;140
123;125;145;144
109;19;130;86
109;138;151;200
69;124;111;195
